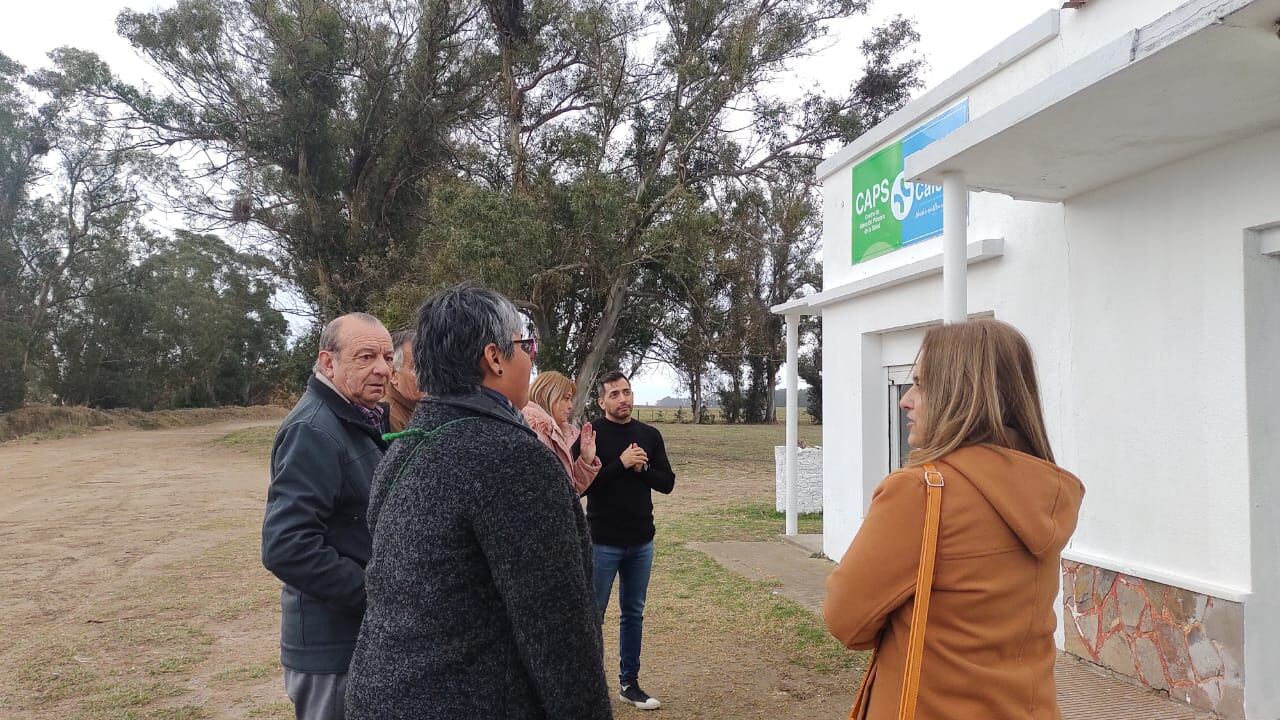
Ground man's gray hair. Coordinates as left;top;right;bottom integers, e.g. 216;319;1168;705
391;328;415;372
414;285;524;396
312;312;383;373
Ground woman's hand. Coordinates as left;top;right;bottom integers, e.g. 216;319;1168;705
579;423;597;464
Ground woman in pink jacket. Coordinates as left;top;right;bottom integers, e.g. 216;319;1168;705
523;371;601;495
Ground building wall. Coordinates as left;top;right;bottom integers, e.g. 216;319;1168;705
812;5;1280;714
1063;561;1246;718
1242;223;1280;719
819;191;1071;561
816;0;1277;581
1059;127;1280;594
822;1;1188;292
972;0;1187;118
818;118;1280;720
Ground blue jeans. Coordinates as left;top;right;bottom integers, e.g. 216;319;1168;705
592;541;654;683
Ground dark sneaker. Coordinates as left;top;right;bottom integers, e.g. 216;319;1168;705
619;680;661;710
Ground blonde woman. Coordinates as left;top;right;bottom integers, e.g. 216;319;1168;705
523;371;601;495
824;319;1085;720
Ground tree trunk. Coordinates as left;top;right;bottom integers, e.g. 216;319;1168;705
689;368;701;423
572;268;629;419
503;48;526;192
726;369;742;424
527;301;560;371
625;349;647;382
485;0;527;193
765;357;778;424
21;263;66;374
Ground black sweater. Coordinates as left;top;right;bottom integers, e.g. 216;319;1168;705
580;417;676;546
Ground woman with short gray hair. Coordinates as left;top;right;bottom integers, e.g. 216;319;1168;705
345;285;613;720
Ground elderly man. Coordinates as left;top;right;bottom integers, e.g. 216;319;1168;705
385;328;423;433
262;312;393;720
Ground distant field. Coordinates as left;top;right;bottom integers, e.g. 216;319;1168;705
631;405;817;425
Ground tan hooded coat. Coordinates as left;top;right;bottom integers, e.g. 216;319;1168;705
824;444;1084;720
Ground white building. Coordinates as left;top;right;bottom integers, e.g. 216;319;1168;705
774;1;1280;717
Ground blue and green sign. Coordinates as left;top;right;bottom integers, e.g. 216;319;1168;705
852;100;969;264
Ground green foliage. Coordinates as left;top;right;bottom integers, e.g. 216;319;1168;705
3;1;925;415
48;231;287;409
0;48;291;412
104;0;923;420
704;178;821;423
280;327;321;397
404;172;665;378
798;317;822;424
113;0;491;315
1;48;165;409
0;239;25;411
0;52;39;410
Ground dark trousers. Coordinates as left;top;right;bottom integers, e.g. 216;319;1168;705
284;669;347;720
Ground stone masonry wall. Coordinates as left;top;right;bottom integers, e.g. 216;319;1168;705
774;446;822;514
1062;560;1245;719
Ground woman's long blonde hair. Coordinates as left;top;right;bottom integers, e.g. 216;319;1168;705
907;319;1055;465
529;370;575;420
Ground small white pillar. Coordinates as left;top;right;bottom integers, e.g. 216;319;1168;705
942;171;969;324
785;313;800;536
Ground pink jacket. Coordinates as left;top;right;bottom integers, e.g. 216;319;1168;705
522;401;601;495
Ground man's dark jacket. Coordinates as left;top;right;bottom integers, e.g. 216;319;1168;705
345;391;613;720
262;375;389;673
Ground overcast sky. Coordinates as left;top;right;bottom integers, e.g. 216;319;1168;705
1;0;1060;404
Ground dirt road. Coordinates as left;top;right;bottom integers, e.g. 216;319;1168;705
0;421;290;719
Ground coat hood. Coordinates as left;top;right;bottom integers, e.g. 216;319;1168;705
423;389;532;435
521;401;582;444
521;400;557;433
940;444;1084;559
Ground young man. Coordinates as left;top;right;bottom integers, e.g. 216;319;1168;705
581;371;676;710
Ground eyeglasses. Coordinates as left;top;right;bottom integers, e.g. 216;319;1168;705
514;337;538;361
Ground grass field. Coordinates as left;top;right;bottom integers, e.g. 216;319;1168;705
2;417;861;719
629;405;817;425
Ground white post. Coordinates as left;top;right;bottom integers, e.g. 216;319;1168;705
942;171;968;324
785;313;800;536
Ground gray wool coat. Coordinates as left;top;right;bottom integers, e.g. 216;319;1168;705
345;390;613;720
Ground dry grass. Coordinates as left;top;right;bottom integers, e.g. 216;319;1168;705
224;420;856;716
631;405;817;425
218;426;280;454
4;418;860;719
0;405;287;443
651;421;851;676
5;531;281;718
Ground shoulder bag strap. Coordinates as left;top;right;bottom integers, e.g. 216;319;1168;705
898;462;945;720
847;463;945;720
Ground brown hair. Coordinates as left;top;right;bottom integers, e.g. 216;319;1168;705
529;370;576;418
908;319;1055;466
